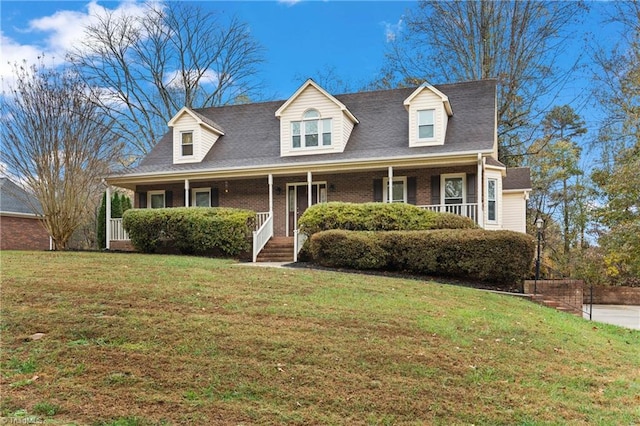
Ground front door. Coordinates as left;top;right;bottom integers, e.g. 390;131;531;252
287;182;326;236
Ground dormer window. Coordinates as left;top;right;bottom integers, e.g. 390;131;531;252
418;109;435;139
291;109;332;149
181;132;194;156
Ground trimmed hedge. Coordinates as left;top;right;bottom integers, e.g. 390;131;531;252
298;202;477;236
122;207;255;256
310;229;535;285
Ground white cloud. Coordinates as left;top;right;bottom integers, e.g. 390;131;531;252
0;0;153;84
383;18;404;43
0;32;43;88
277;0;302;6
164;69;221;89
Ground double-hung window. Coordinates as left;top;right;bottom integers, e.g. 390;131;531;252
443;176;464;205
418;109;435;139
382;177;407;203
487;179;497;221
148;190;166;209
192;188;211;207
291;109;332;149
181;132;194;156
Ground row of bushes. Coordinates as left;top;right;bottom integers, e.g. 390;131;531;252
298;202;477;235
309;229;535;285
122;207;255;256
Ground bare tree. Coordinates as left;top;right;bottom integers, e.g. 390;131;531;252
379;0;588;165
69;2;264;159
1;59;122;250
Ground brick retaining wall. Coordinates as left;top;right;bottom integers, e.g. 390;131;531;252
524;279;584;315
584;286;640;305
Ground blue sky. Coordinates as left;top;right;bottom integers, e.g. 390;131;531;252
0;1;410;98
0;0;621;142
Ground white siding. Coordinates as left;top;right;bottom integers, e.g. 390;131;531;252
279;85;355;157
172;114;220;164
502;192;527;233
407;91;447;147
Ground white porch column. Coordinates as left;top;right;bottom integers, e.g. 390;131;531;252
477;154;484;227
388;166;394;203
307;171;313;207
105;185;111;249
268;174;274;215
184;179;190;207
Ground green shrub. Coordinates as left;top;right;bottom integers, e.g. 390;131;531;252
298;202;477;236
429;212;477;230
310;230;387;270
309;229;535;285
123;207;255;256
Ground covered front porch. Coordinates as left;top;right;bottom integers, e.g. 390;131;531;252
106;156;492;262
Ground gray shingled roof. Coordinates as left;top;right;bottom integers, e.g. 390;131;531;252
503;167;532;190
0;178;42;215
116;79;497;176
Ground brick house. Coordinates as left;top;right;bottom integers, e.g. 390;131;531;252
0;177;51;251
105;79;531;261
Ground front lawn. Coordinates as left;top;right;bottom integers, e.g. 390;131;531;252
1;251;638;425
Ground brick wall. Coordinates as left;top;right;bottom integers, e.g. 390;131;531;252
584;286;640;305
131;165;478;237
524;279;584;314
1;215;50;250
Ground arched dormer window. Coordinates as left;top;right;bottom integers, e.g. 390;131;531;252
292;109;332;149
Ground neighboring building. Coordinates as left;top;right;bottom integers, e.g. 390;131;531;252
105;79;531;261
0;177;50;251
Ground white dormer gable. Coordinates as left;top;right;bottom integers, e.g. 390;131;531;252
275;79;359;157
404;84;453;147
168;107;224;164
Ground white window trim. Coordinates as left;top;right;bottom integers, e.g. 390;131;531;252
417;109;436;142
487;178;498;223
291;109;333;150
441;173;466;205
191;187;211;207
181;131;194;157
382;176;407;203
147;190;166;209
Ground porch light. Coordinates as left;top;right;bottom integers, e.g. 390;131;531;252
275;187;282;195
224;181;229;193
329;183;336;192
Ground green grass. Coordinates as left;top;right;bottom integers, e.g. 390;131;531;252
1;251;638;425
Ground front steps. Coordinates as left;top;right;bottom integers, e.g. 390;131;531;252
529;294;583;316
256;237;294;263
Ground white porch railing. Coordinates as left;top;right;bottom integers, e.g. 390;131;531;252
109;218;129;241
418;203;479;224
293;230;307;263
255;211;270;231
252;212;273;262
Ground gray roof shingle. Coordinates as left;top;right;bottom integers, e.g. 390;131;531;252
0;178;42;215
119;79;497;176
503;167;532;190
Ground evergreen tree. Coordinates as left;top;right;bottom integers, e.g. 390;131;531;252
97;192;107;249
121;194;132;213
111;192;123;218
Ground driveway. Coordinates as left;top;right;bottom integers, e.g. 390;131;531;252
583;305;640;330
